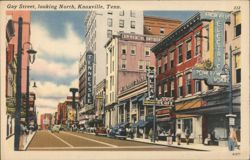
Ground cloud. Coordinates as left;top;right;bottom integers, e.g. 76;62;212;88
31;22;84;61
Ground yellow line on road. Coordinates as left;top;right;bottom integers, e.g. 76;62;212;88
48;131;74;148
62;131;118;148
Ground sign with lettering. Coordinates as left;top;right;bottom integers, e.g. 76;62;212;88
86;51;94;104
192;11;231;86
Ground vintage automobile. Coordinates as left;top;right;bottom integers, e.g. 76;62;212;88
51;125;61;133
95;127;107;136
107;125;127;140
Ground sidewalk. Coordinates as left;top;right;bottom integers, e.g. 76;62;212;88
6;130;37;151
126;137;229;152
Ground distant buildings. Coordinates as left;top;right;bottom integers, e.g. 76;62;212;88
40;113;52;130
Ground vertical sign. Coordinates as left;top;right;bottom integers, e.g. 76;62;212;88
86;51;94;104
192;11;231;86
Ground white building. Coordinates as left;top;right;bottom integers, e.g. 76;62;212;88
83;11;143;94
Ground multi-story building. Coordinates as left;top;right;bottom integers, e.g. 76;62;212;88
83;11;143;91
144;16;181;36
104;33;162;128
151;11;241;144
56;102;67;125
5;11;31;138
95;79;106;121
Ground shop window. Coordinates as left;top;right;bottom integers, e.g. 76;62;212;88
186;39;192;60
178;76;183;97
234;12;241;37
177;45;183;64
195;80;201;92
186;73;192;95
182;118;193;133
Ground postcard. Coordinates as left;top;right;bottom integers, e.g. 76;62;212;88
0;0;249;160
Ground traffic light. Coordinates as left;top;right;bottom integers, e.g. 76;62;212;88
146;66;155;100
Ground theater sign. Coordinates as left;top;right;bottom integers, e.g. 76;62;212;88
86;51;94;104
192;11;231;86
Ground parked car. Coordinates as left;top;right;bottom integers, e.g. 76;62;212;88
51;125;61;133
108;126;127;140
95;127;107;136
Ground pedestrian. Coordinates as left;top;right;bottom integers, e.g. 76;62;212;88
228;127;238;151
185;127;190;145
167;129;173;145
149;128;153;142
176;127;181;145
130;127;134;139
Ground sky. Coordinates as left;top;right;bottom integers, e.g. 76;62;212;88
30;11;196;118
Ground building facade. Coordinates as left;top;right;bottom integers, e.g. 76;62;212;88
144;16;181;36
151;11;241;144
40;113;52;130
104;33;162;128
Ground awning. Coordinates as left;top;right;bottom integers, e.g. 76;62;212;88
132;120;149;128
175;99;206;111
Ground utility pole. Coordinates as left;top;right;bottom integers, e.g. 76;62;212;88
14;17;22;151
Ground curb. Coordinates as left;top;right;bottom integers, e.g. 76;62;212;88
125;138;208;151
24;131;37;151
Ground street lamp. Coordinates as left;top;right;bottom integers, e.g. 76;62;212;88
223;46;237;128
24;42;37;127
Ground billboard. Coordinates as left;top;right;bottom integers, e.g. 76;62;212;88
86;51;94;104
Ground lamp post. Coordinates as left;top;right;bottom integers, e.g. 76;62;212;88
14;17;23;151
24;42;37;127
225;45;236;127
70;88;78;123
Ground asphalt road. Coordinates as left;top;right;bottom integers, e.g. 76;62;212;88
27;130;190;151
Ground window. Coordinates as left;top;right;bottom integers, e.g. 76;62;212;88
195;80;201;92
106;67;108;76
158;85;162;96
108;11;112;15
186;73;192;95
177;45;183;64
234;12;241;37
107;30;112;38
119;11;124;16
206;27;209;51
163;55;168;72
148;26;151;31
195;32;201;56
178;76;183;97
158;58;162;74
106;53;108;64
170;80;174;97
235;53;241;83
107;18;112;27
121;60;126;69
110;76;113;89
225;30;227;43
130;11;135;17
131;21;135;29
121;46;126;57
164;83;168;96
138;61;144;70
160;27;165;34
131;45;136;55
186;39;192;60
145;61;150;69
170;51;174;68
182;118;193;133
119;20;124;28
144;47;150;56
112;61;115;72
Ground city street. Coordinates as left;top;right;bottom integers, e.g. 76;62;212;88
27;131;190;151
